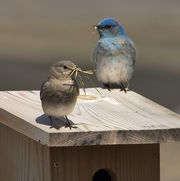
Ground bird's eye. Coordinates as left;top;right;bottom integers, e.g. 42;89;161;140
63;66;67;69
104;25;112;29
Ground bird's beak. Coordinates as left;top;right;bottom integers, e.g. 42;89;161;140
93;25;99;30
93;25;105;30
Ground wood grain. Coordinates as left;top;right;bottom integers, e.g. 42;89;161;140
50;144;160;181
0;89;180;146
0;123;51;181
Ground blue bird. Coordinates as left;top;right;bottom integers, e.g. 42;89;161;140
93;18;136;93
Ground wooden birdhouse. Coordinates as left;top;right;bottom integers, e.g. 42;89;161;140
0;88;180;181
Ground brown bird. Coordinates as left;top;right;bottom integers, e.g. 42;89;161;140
40;60;79;129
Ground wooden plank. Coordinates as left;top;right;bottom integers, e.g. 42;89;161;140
50;144;160;181
0;89;180;146
0;122;51;181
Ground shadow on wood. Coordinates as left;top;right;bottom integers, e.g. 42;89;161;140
36;114;77;130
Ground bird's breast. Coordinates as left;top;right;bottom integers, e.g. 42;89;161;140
98;39;120;56
96;56;134;84
43;99;77;118
41;79;79;117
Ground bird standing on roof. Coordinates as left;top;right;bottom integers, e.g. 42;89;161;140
93;18;136;93
40;60;79;129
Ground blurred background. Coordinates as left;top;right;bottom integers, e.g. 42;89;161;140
0;0;179;180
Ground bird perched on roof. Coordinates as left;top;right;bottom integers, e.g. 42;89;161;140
93;18;136;93
40;60;79;129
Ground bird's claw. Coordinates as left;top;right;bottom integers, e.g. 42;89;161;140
65;122;77;130
65;116;77;130
120;88;127;93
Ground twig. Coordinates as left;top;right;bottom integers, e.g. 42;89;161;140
77;73;86;95
66;66;94;75
81;74;101;95
66;66;99;95
67;69;76;78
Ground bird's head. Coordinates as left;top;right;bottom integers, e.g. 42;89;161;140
94;18;126;38
49;60;77;79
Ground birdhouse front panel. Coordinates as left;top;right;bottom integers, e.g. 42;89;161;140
50;144;159;181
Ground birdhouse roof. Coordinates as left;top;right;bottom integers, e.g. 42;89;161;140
0;88;180;147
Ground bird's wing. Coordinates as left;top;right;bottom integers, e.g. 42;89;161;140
120;38;136;67
72;78;80;96
40;80;48;100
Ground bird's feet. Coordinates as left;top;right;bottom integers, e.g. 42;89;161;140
103;83;127;93
103;83;111;91
120;87;127;93
65;116;77;130
120;83;127;93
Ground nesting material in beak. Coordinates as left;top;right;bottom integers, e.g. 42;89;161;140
65;66;93;95
66;66;93;78
65;66;101;95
